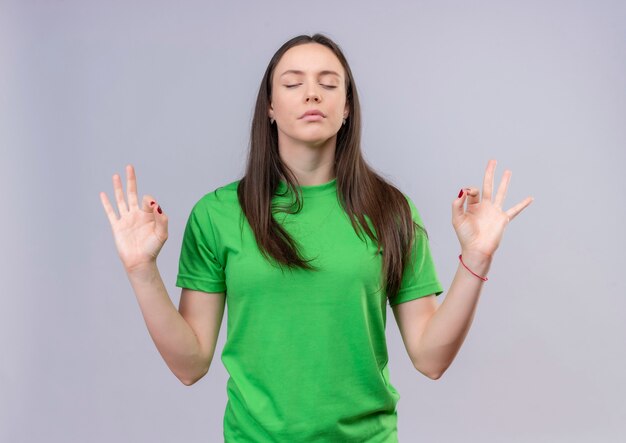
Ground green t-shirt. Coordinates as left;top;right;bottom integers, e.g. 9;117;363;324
176;177;444;442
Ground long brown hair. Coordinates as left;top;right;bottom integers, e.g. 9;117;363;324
236;33;428;302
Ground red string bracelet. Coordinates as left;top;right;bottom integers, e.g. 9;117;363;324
458;254;489;281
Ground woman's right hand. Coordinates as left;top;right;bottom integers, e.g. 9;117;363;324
99;164;169;273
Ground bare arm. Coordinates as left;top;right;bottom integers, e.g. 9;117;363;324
393;159;533;379
391;251;490;379
100;164;226;386
127;263;225;386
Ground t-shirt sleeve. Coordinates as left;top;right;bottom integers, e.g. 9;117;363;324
175;198;227;293
388;195;444;306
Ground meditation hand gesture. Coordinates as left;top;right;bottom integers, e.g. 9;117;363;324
452;159;534;260
99;164;169;273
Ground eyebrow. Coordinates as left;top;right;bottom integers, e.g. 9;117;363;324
279;69;341;78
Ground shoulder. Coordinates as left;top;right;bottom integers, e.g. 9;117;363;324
190;179;242;219
400;192;426;227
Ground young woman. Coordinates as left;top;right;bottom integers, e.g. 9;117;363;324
100;34;533;442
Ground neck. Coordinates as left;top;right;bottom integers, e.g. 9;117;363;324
277;132;337;186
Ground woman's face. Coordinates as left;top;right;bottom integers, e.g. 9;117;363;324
269;43;349;147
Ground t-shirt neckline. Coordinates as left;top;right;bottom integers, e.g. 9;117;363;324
276;177;337;198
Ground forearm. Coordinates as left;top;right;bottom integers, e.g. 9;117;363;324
126;263;206;385
414;250;493;379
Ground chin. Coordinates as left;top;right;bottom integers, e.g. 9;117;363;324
284;129;338;145
300;134;337;145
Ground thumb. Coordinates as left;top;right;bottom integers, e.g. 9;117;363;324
141;195;169;240
152;201;169;241
452;188;468;224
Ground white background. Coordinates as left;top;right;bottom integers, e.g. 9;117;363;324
1;1;624;441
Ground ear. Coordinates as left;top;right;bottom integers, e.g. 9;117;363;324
343;102;349;119
268;101;274;119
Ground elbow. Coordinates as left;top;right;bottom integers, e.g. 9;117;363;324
178;367;209;386
414;362;445;380
179;373;203;386
428;370;444;380
180;377;197;386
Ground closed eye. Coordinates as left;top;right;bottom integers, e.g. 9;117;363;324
284;84;337;89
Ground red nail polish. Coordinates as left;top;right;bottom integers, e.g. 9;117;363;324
458;189;464;198
157;206;162;214
150;201;155;206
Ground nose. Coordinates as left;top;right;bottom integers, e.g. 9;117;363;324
305;86;321;103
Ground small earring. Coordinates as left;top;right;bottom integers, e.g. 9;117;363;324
342;118;346;125
270;117;275;124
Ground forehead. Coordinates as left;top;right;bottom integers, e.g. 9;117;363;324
274;43;344;78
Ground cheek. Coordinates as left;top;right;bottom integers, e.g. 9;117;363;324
334;102;345;115
331;96;347;113
273;97;298;118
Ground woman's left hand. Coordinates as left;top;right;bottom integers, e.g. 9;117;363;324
452;159;534;259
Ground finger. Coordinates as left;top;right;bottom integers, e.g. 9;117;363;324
482;159;497;202
99;191;119;225
126;164;139;210
153;203;169;241
452;188;467;218
494;169;512;208
112;173;129;215
465;186;480;206
505;196;534;222
141;194;157;213
452;188;468;224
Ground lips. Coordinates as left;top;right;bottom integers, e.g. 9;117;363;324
300;109;325;118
